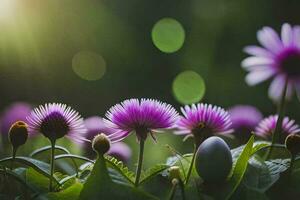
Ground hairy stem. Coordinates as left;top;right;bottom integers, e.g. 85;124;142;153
135;139;145;187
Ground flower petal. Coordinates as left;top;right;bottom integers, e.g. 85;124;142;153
281;23;293;46
243;45;274;57
245;69;275;86
257;27;283;54
241;56;274;70
268;75;293;102
293;25;300;48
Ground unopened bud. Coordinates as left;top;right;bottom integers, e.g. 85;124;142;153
92;133;111;155
8;121;28;149
169;166;181;181
285;134;300;155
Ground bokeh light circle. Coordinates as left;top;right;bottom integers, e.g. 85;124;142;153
172;70;206;104
72;51;106;81
151;18;185;53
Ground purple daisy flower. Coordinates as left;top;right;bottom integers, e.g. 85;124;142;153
176;103;232;146
228;105;263;143
255;115;300;140
83;116;131;161
104;98;179;142
242;23;300;101
84;116;116;140
0;102;32;136
228;105;263;131
27;103;86;142
108;142;132;163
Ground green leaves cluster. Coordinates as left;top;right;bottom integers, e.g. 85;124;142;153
1;137;300;199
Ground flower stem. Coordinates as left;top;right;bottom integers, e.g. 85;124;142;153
49;140;56;192
179;180;186;200
268;78;288;158
288;154;296;179
10;147;17;170
135;139;145;187
185;146;196;185
168;180;178;200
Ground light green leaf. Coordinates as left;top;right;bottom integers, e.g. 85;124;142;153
79;155;158;200
139;164;170;185
45;181;83;200
104;156;135;185
220;135;254;200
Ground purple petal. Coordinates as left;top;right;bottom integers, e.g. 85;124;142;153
257;27;283;54
241;57;274;71
281;23;293;47
293;25;300;48
244;46;274;58
268;76;294;102
245;69;275;86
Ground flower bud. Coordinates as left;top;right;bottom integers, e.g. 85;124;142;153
169;166;181;181
92;133;111;155
285;134;300;155
8;121;28;149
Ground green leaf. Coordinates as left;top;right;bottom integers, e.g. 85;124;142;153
45;181;83;200
30;145;71;157
139;164;170;185
166;153;198;183
243;155;280;192
26;167;56;192
79;155;158;200
104;156;135;185
0;168;36;193
55;154;95;164
220;135;254;200
0;157;60;185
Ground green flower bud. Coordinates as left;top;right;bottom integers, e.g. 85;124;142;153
8;121;28;149
92;133;111;155
169;166;181;181
285;134;300;155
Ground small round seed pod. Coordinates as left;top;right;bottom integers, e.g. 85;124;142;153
285;134;300;155
8;121;28;149
169;166;181;181
92;133;111;155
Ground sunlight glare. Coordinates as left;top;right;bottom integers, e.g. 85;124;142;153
0;0;16;21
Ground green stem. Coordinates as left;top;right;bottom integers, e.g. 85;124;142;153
168;180;178;200
268;78;288;158
185;146;196;185
179;180;186;200
288;154;296;179
135;139;145;187
10;147;17;170
49;140;56;192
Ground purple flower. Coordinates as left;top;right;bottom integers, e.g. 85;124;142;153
84;116;131;159
108;142;132;163
255;115;300;139
104;98;179;142
0;102;32;136
27;103;86;142
84;116;116;140
242;23;300;101
228;105;263;131
176;103;232;146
